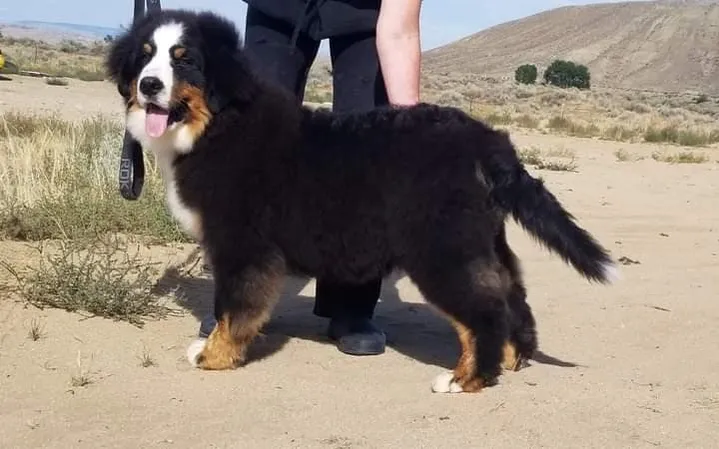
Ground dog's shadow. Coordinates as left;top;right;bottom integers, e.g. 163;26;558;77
153;256;579;370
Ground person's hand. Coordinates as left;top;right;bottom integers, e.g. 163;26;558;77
376;0;422;106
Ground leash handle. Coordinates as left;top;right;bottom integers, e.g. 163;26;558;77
118;130;145;200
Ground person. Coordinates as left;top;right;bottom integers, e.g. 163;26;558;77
200;0;423;356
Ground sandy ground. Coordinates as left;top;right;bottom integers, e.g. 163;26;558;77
1;76;718;448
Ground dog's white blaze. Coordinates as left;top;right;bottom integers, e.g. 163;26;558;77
138;22;184;108
186;338;207;367
431;371;464;393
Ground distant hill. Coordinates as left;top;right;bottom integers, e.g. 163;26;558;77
423;0;719;94
0;20;122;44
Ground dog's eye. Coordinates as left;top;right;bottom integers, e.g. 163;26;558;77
172;46;187;60
142;43;153;55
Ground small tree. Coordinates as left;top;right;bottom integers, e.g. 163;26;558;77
515;64;538;85
543;59;591;89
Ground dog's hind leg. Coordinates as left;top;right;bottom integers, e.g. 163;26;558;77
187;252;286;370
408;257;512;393
494;225;537;372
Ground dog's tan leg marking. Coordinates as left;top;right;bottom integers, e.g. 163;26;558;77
195;314;242;370
193;259;285;371
501;340;522;372
450;319;485;392
432;318;486;393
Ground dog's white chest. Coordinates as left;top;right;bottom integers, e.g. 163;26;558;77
166;180;202;241
152;151;203;242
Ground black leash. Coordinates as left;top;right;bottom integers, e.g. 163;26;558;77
118;133;145;200
118;0;162;201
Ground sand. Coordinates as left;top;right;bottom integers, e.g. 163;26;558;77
1;76;718;449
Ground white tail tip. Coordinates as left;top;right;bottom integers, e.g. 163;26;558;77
601;261;622;283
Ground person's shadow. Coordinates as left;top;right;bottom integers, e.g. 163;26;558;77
152;248;580;370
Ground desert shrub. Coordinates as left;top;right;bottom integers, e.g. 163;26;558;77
543;59;591;89
515;64;538;85
515;114;540;128
651;151;709;164
1;234;175;327
644;125;719;147
694;94;709;104
547;115;600;138
45;77;69;86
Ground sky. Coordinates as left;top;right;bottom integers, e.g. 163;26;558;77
0;0;648;51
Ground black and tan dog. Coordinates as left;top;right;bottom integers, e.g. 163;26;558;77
106;9;619;393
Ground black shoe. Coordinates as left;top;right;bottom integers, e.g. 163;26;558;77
327;317;386;356
198;314;216;338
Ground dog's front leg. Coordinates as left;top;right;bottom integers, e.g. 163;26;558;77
187;253;286;370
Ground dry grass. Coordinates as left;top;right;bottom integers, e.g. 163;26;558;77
651;151;709;164
0;36;107;81
520;146;578;172
26;317;46;341
614;149;644;162
45;77;69;86
70;351;95;388
138;346;157;368
0;112;183;242
644;125;719;147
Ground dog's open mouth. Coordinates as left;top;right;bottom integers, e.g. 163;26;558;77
145;103;171;138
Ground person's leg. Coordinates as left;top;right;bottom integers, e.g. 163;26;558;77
328;31;389;114
199;7;320;338
242;7;321;99
312;30;389;355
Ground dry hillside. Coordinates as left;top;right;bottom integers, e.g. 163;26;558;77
423;0;719;94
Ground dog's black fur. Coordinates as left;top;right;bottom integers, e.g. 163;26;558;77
106;10;616;391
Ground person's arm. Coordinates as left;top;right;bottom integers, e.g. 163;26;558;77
375;0;422;106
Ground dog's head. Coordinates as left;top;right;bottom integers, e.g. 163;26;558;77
106;9;253;150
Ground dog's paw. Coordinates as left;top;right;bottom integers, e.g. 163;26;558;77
431;371;464;393
186;338;207;367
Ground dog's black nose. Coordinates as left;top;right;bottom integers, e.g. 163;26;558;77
139;76;164;97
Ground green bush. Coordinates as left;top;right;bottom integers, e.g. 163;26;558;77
543;59;591;89
515;64;538;85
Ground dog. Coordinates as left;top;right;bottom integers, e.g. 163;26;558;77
106;9;618;393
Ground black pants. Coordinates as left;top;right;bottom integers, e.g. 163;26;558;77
244;8;386;320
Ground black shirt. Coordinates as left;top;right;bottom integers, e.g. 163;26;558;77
242;0;382;39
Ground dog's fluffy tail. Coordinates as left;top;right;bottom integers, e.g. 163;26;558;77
482;136;619;284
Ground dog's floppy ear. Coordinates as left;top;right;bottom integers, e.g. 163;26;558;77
106;29;140;101
195;11;257;111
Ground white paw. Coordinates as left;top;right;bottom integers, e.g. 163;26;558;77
431;371;464;393
186;338;207;367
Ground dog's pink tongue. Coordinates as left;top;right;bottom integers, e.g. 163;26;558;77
146;108;169;138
